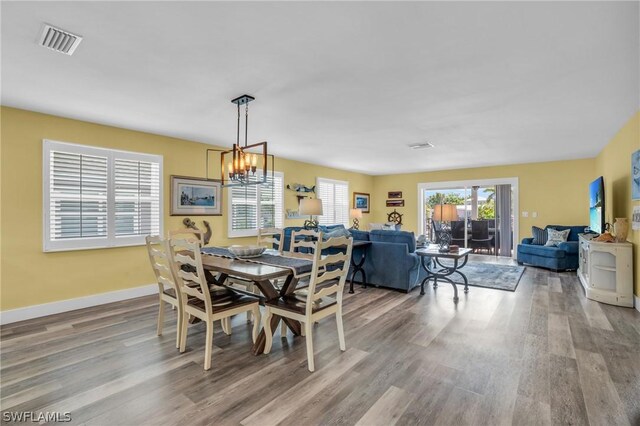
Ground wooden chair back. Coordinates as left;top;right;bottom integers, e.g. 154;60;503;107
146;235;181;301
168;238;212;314
168;228;205;246
290;229;321;256
306;236;353;314
257;227;285;253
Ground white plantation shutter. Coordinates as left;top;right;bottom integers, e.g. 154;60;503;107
230;184;258;234
260;173;284;229
114;159;161;237
316;178;349;226
49;151;108;240
228;171;284;237
43;140;163;251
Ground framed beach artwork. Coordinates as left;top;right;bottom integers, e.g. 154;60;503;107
632;149;640;200
353;192;370;213
171;176;222;216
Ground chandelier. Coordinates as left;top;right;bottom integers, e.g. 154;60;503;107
207;94;272;187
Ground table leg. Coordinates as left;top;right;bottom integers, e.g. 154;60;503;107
252;312;282;355
447;277;459;302
349;250;367;294
420;256;428;295
453;270;469;293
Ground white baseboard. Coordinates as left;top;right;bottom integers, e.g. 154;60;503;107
0;284;157;325
635;295;640;313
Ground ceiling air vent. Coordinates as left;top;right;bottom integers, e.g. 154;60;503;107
38;24;83;55
409;142;434;150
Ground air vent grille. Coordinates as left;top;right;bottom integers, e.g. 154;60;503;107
409;142;434;150
38;24;82;55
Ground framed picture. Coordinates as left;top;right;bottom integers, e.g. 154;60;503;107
353;192;370;213
632;149;640;200
171;176;222;216
388;191;402;199
386;199;405;207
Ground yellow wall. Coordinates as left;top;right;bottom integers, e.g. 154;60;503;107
595;112;640;296
2;106;637;311
372;159;595;242
0;107;373;310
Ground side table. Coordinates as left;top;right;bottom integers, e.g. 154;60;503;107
349;240;372;293
415;246;472;302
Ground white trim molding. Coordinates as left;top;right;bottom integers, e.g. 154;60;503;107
635;294;640;313
417;177;519;257
0;284;157;325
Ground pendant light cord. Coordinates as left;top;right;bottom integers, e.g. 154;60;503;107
245;102;249;148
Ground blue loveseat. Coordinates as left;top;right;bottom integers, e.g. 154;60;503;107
282;225;426;292
517;225;586;271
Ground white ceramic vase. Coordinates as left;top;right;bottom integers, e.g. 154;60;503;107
614;218;629;243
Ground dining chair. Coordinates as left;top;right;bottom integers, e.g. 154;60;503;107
168;228;235;332
168;238;261;370
146;235;184;349
450;220;469;248
257;227;285;252
263;234;353;372
289;228;321;259
471;220;493;254
168;228;205;246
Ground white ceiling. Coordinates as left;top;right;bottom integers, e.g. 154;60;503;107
2;1;638;175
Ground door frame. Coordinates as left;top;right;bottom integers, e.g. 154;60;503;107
417;177;519;257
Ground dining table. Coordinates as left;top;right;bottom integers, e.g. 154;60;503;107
198;248;313;355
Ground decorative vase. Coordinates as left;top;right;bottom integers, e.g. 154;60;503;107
614;218;629;243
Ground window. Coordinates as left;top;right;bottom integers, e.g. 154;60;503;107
228;171;284;238
43;140;163;252
316;177;349;226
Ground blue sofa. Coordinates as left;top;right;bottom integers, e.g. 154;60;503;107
517;225;586;271
282;225;426;292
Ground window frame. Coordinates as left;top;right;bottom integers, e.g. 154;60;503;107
227;170;284;238
316;177;350;227
42;139;164;252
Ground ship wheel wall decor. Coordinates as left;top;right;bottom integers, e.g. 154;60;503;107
387;209;403;225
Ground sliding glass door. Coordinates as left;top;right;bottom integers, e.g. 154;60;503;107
419;179;518;258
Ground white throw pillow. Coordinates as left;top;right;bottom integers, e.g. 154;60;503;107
368;223;384;231
544;228;570;247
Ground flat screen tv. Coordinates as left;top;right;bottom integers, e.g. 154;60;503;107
589;176;605;234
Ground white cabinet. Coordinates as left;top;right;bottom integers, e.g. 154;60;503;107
577;234;634;307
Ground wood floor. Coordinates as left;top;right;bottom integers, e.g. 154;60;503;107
1;266;639;425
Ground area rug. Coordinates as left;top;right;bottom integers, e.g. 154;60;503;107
433;260;525;292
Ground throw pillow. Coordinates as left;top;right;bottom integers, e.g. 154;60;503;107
531;226;547;245
545;228;570;247
368;223;384;231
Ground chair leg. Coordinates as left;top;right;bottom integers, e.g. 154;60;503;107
280;321;287;338
179;311;188;353
251;305;261;343
175;305;182;349
221;317;232;336
305;321;315;372
204;321;213;371
336;309;346;351
156;300;165;336
263;308;273;354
